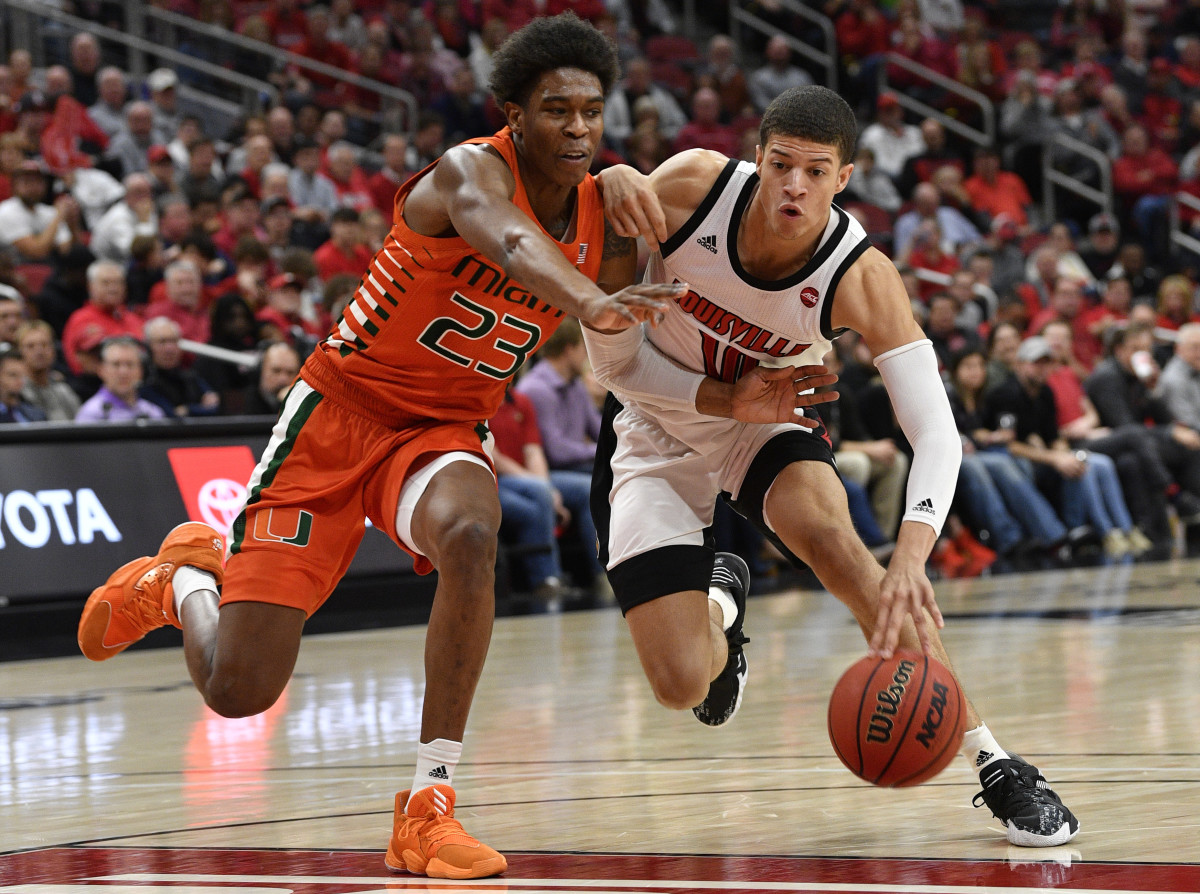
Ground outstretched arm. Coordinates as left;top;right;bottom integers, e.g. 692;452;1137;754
832;248;963;658
427;144;679;329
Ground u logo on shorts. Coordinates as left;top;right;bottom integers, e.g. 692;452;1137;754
252;508;314;547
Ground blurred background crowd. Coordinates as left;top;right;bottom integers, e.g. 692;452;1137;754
4;0;1200;595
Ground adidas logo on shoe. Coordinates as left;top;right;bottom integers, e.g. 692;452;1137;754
912;497;935;514
427;765;449;780
696;234;718;254
975;749;994;767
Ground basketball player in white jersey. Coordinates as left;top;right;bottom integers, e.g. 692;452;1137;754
588;86;1079;847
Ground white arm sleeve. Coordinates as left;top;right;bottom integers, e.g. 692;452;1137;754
873;339;961;536
582;324;704;413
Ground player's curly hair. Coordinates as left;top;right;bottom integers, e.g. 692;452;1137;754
760;86;858;165
488;12;621;110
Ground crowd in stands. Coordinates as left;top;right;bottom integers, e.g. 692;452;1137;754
6;0;1200;583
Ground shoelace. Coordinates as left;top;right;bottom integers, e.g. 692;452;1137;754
125;564;173;628
399;811;475;847
972;760;1056;810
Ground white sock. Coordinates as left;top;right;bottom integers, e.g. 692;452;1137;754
709;585;737;631
407;738;462;810
172;566;218;619
961;723;1010;772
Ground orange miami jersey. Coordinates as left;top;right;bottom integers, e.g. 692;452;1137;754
302;127;606;427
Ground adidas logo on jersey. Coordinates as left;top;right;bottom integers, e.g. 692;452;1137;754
696;234;718;254
912;498;935;514
428;765;449;780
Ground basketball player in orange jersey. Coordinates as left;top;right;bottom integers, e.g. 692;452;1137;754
589;86;1079;847
71;13;760;880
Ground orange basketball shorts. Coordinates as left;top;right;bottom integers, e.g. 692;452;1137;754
222;378;493;616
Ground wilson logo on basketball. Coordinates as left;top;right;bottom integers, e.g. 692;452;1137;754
866;658;916;743
799;286;820;308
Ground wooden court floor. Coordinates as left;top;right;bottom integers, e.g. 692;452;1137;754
2;557;1200;892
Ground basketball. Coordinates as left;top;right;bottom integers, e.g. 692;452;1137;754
827;651;966;787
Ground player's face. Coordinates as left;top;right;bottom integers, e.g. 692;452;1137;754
754;136;852;238
507;67;605;189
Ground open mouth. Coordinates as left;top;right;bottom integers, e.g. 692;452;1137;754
561;150;590;164
780;206;802;219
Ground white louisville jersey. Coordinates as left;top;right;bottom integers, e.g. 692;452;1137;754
629;158;871;446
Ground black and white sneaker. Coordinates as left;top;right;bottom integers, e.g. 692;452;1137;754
693;552;750;727
973;754;1080;847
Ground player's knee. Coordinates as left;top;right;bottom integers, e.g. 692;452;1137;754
204;668;285;718
645;656;710;711
432;516;498;572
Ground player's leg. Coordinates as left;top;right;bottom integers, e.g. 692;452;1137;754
381;452;507;879
180;597;306;718
592;395;745;721
408;458;503;744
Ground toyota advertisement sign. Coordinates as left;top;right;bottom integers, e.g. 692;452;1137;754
0;428;413;608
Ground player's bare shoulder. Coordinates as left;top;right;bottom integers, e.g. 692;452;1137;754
649;149;731;228
830;245;920;346
406;142;515;236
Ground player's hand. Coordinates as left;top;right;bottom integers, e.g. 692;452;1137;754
585;282;683;331
729;363;838;425
597;164;668;252
868;557;943;659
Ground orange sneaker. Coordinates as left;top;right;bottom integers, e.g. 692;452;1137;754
385;785;507;879
78;522;226;662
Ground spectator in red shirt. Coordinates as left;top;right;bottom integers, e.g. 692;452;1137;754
963;145;1034;230
1141;58;1183;153
671;87;739;157
313;207;372;282
1112;122;1178;263
545;0;606;24
424;0;477;56
1155;275;1200;332
835;0;890;61
255;272;326;352
337;43;393;144
41;65;108;173
367;133;413;217
1027;276;1101;372
61;259;144;377
265;0;313;52
1079;273;1131;365
481;0;538;33
325;142;374;213
291;5;355;98
887;11;952;104
1177;36;1200;93
236;134;274;201
954;11;1006;102
211;180;265;259
902;220;960;301
143;259;211;344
